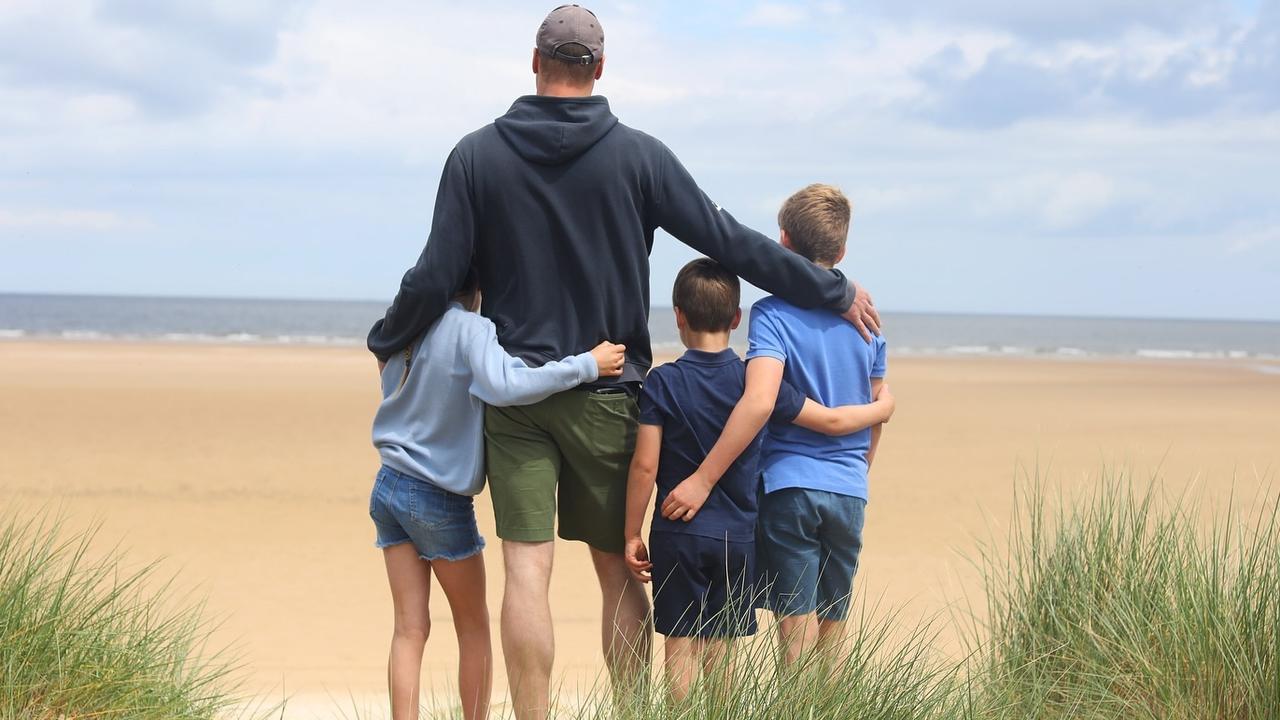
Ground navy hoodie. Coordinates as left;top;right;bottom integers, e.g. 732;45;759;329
368;95;856;384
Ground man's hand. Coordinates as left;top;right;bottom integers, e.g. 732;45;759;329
624;535;652;583
842;281;881;343
661;473;713;522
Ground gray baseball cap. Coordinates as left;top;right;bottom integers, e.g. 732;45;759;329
536;5;604;65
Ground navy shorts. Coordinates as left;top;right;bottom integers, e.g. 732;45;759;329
369;465;486;562
650;531;758;638
758;488;866;622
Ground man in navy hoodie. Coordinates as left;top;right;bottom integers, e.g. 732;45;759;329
367;5;880;717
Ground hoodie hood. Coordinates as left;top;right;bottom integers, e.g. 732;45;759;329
495;95;619;166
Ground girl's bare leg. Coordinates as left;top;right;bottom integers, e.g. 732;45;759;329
384;544;433;720
430;552;493;720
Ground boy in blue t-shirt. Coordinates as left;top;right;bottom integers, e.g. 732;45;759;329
623;258;894;701
666;184;886;667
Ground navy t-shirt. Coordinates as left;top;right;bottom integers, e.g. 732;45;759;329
638;348;805;542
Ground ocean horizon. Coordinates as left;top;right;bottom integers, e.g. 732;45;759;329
2;292;1278;362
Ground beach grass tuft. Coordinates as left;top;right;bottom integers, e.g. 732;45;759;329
0;513;246;719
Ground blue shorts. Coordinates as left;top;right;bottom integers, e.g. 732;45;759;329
757;488;866;622
369;465;485;562
650;531;758;638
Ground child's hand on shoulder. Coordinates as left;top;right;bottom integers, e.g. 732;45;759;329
624;535;651;583
591;341;627;377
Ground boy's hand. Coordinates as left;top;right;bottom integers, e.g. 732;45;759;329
875;383;895;423
591;341;627;377
661;473;713;522
624;535;652;583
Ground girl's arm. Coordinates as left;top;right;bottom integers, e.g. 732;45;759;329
465;322;624;407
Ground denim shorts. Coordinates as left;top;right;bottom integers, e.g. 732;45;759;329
650;532;758;638
369;465;485;562
757;488;866;622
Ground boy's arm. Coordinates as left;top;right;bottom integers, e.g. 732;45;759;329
791;383;895;436
867;378;886;467
623;424;662;583
467;323;623;406
660;357;784;522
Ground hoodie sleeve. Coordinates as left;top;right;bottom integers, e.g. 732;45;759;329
465;319;599;407
367;147;476;360
649;145;855;313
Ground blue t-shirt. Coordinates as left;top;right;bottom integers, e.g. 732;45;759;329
638;348;805;542
746;297;887;501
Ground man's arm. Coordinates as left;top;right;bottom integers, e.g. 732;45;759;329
650;146;880;340
660;357;784;522
623;424;662;583
367;148;476;361
791;383;895;436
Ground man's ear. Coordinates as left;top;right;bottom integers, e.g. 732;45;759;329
531;48;540;75
730;307;742;331
779;229;792;249
594;55;605;80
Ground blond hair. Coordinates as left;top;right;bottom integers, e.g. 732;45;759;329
777;184;851;266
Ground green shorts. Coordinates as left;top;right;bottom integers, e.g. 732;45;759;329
484;389;638;553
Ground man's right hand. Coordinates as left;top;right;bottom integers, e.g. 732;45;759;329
842;281;882;342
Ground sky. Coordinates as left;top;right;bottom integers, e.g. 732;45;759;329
1;0;1277;320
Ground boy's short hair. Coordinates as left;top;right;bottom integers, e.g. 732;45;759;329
672;259;740;333
777;183;851;266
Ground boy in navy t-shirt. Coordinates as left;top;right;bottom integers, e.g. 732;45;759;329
670;184;886;669
623;258;894;701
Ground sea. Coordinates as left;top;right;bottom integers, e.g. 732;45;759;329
2;293;1278;363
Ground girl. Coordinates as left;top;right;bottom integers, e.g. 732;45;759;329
370;267;624;720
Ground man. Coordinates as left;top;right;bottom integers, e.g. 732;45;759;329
368;5;880;717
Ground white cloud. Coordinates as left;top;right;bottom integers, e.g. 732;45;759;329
0;208;151;232
742;2;810;27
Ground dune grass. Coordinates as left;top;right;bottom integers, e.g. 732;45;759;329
5;475;1277;719
971;478;1280;720
523;476;1280;720
0;514;245;719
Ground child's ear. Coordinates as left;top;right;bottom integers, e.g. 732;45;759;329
674;306;686;331
834;245;846;264
780;229;791;249
730;307;742;330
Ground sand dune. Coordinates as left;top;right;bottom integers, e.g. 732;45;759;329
1;341;1277;712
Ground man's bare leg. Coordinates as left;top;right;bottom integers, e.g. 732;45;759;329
501;540;555;720
589;547;652;701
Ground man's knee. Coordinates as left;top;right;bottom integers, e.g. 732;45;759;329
503;540;554;585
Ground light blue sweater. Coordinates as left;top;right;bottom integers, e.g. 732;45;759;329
372;302;598;495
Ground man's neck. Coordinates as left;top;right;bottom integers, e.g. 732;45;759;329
536;83;595;98
680;331;731;353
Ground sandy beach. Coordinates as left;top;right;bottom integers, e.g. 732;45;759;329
2;340;1277;712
